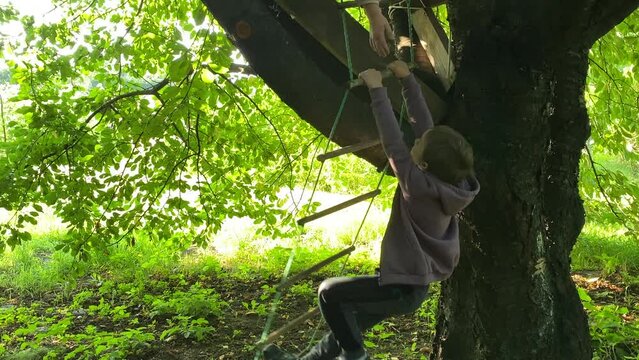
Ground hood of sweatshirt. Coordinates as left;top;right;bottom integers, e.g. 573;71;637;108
435;175;481;216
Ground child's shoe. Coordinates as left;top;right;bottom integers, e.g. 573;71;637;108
335;348;369;360
263;344;298;360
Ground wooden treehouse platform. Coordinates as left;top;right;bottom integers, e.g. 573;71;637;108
202;0;452;170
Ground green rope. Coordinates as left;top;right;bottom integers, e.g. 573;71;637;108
256;2;415;356
308;90;350;204
255;247;296;359
254;13;355;356
407;0;415;65
341;10;354;81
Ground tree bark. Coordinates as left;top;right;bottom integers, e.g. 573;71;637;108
432;1;636;359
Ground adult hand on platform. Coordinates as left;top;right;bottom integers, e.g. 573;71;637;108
363;3;393;57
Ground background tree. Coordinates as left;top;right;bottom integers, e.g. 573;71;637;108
581;12;639;232
0;0;343;257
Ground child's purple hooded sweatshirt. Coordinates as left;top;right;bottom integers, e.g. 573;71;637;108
369;74;480;286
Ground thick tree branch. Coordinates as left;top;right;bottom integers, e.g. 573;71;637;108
584;0;639;46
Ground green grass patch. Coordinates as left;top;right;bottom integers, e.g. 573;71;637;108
0;197;638;359
572;222;639;276
0;232;78;299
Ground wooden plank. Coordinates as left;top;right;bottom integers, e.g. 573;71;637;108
277;246;356;291
202;0;444;169
297;190;381;226
274;0;446;120
256;307;321;348
202;0;388;168
317;139;381;162
411;8;455;90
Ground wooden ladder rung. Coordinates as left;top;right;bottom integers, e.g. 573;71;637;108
348;63;417;88
278;245;355;291
317;140;380;162
349;68;393;88
336;1;359;9
256;307;321;348
337;0;391;9
297;189;381;226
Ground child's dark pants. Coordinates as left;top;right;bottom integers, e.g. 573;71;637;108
301;275;428;360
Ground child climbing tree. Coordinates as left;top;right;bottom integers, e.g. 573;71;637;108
204;0;639;359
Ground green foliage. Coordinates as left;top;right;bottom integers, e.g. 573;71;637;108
572;223;639;275
242;299;269;316
242;283;275;316
289;281;315;299
365;323;396;347
0;232;79;297
0;3;18;24
160;316;214;342
148;283;227;319
579;288;639;359
62;326;156;360
0;0;321;254
584;11;639;231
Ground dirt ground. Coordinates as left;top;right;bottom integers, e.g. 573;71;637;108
2;270;636;360
144;273;434;360
147;272;639;359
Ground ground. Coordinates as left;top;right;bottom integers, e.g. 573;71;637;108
112;273;433;359
1;264;637;360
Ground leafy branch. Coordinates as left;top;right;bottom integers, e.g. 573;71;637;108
205;64;296;189
85;78;169;126
38;78;169;167
0;94;6;142
584;144;635;232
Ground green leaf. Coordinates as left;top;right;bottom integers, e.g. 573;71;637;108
192;7;207;25
201;68;216;83
169;57;191;81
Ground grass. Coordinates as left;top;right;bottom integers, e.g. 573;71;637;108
573;222;639;276
0;232;78;299
0;189;389;302
0;202;390;359
1;189;639;359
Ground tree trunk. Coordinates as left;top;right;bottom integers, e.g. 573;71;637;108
432;2;594;359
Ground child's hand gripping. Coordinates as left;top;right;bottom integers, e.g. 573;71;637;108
358;69;384;89
387;60;411;79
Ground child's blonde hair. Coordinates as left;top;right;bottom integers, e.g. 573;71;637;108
421;126;474;185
